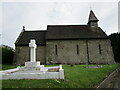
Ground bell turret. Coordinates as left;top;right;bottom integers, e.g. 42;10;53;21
87;10;99;27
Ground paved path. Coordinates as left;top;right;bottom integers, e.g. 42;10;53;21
108;70;120;88
97;66;120;89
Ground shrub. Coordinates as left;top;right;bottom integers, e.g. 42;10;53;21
1;45;14;64
109;32;120;62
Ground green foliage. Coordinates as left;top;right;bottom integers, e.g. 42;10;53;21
1;64;17;70
1;45;14;64
109;32;120;62
2;64;120;88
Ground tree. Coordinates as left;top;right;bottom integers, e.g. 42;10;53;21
109;32;120;62
1;45;14;64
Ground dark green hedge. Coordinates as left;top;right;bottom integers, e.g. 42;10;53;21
1;45;14;64
109;32;120;63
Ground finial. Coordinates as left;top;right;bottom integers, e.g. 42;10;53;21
90;5;92;11
23;26;25;30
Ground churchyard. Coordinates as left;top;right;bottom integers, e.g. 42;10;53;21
1;64;120;88
1;39;120;88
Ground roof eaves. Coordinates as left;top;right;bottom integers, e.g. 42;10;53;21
24;30;47;32
15;29;25;45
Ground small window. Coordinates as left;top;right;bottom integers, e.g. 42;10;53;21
77;45;79;55
55;45;57;55
99;44;101;54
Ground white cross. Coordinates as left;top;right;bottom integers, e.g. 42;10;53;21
29;39;37;62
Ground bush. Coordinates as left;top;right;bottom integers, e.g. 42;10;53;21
1;45;14;64
109;32;120;62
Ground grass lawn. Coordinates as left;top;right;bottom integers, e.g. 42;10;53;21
1;64;120;88
1;64;17;71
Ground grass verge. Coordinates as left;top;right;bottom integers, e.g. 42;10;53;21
1;64;17;70
1;64;120;88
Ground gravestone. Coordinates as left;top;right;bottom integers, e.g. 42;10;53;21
83;65;103;68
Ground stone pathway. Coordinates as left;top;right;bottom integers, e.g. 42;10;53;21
97;67;120;89
108;71;120;88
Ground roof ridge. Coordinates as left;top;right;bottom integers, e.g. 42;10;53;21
48;25;88;26
24;30;46;32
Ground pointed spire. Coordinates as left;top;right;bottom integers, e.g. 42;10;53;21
87;10;99;27
88;10;99;23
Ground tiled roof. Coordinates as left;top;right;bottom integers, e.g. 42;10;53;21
46;25;108;40
15;30;46;46
15;10;109;46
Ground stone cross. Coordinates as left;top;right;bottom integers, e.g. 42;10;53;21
29;39;37;62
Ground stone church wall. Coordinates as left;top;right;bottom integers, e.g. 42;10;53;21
13;46;46;65
88;39;115;64
14;39;115;65
36;46;46;64
46;40;88;64
46;39;115;64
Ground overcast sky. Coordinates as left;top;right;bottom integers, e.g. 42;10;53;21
1;0;119;48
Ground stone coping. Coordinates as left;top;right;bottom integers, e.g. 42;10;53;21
0;68;19;74
0;65;64;80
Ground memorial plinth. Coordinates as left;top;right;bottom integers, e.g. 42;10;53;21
25;62;40;67
0;39;64;80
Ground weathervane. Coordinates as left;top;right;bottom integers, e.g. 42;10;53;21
90;4;92;10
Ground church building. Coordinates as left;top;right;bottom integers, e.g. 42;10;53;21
14;10;115;65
